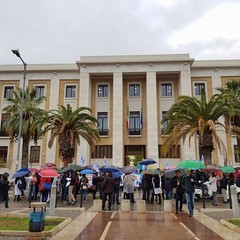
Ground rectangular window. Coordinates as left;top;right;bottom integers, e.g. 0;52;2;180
98;85;108;97
0;113;10;136
234;145;240;163
129;111;141;135
129;84;140;97
91;145;113;158
29;146;40;163
0;146;8;168
3;86;14;99
161;83;172;97
161;111;168;135
65;85;76;98
97;112;108;136
35;86;45;98
194;83;205;96
159;145;180;158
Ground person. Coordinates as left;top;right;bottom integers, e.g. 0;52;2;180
67;170;77;204
182;169;196;217
40;177;52;202
164;177;173;200
124;173;135;203
79;174;88;201
102;172;115;210
61;172;68;203
172;170;184;213
0;172;10;208
112;176;121;205
92;172;100;199
14;177;22;201
150;174;162;204
220;173;228;203
20;176;26;196
142;174;152;202
28;172;38;201
206;173;218;206
74;172;80;201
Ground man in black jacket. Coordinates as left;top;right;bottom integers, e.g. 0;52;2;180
0;172;10;208
172;170;184;213
102;172;115;210
182;169;196;217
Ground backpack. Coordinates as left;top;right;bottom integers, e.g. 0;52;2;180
236;173;240;187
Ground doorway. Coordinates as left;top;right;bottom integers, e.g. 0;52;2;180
124;145;146;166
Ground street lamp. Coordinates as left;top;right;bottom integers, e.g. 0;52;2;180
12;49;27;170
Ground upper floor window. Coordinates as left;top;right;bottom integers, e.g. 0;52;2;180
161;83;172;97
161;111;169;135
0;146;8;168
65;85;76;98
97;112;108;136
0;113;10;136
35;86;45;98
98;85;108;97
129;111;141;135
194;83;205;96
29;146;40;163
234;145;240;163
129;84;140;97
3;86;14;99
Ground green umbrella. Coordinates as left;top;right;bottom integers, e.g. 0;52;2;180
177;160;205;170
221;166;235;173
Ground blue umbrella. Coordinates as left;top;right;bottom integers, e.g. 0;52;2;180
99;165;121;173
80;169;95;175
139;158;156;166
12;171;29;179
17;168;29;172
112;171;123;179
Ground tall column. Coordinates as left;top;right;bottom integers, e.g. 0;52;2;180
180;68;196;160
146;72;159;165
112;72;123;167
79;72;91;165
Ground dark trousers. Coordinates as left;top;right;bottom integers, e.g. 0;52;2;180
102;192;112;210
2;195;9;208
142;189;150;202
151;193;161;204
41;190;49;202
62;186;68;201
112;187;120;204
175;192;183;211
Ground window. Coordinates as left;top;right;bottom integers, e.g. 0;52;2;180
161;83;172;97
97;112;108;136
194;83;205;96
3;86;14;99
234;145;240;163
91;145;113;158
65;85;76;98
0;147;7;168
98;85;108;97
129;84;140;97
30;146;40;163
35;86;45;98
129;111;141;135
0;113;10;136
159;145;180;158
161;111;168;135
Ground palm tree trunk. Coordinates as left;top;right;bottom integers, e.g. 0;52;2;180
21;140;29;168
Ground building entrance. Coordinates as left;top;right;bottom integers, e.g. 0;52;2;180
124;145;146;166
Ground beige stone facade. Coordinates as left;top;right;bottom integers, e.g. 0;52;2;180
0;54;240;175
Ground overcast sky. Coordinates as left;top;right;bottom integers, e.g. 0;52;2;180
1;0;240;64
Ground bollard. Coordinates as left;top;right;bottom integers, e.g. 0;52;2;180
230;185;239;218
164;199;173;212
136;200;146;213
93;199;102;212
121;199;130;212
49;178;57;216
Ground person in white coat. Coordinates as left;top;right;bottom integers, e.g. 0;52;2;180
14;177;22;201
207;173;218;206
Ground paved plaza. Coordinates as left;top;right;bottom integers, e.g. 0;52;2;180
1;191;240;240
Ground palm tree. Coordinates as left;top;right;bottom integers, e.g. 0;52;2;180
3;87;46;168
161;89;233;165
38;104;100;166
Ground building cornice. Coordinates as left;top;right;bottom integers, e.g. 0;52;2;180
192;60;240;68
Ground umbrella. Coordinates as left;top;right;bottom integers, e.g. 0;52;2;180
80;169;95;175
221;166;235;173
203;164;221;173
177;160;205;170
40;163;56;171
12;171;29;179
17;168;29;172
142;169;161;175
29;168;41;173
67;164;83;172
122;166;137;174
164;168;185;178
139;158;156;166
99;165;122;173
39;169;60;178
112;171;123;179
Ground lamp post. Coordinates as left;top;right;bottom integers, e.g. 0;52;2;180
12;49;27;171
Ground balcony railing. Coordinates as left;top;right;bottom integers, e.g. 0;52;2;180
98;129;109;136
128;128;142;136
0;130;8;137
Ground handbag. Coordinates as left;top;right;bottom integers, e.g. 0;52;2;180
43;182;52;190
91;185;97;191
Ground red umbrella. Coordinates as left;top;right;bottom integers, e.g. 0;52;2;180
40;163;57;171
203;164;221;173
29;168;41;173
39;169;60;178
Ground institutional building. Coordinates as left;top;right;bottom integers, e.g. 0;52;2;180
0;54;240;175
